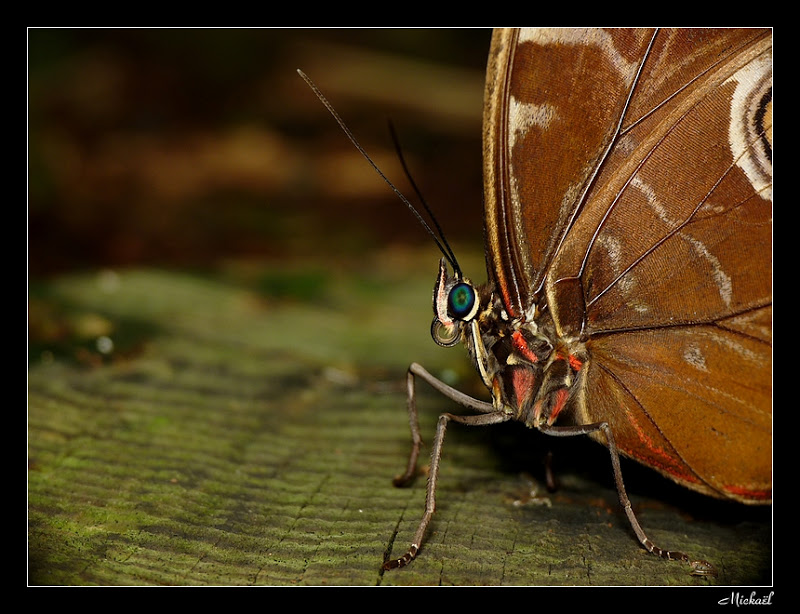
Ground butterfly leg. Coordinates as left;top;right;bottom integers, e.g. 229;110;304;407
538;420;717;577
391;362;498;487
384;362;509;570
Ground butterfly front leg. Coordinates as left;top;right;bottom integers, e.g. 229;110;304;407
383;362;510;570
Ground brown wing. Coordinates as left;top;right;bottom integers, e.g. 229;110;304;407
485;28;772;502
483;28;657;317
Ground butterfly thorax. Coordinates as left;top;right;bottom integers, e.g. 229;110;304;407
431;258;587;429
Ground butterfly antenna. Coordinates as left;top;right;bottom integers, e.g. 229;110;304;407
386;120;462;278
297;69;462;277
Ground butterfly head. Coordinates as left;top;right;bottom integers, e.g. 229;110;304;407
430;257;482;347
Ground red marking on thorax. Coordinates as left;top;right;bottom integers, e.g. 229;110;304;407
512;330;539;363
511;367;536;408
567;354;583;371
555;349;583;372
548;388;569;424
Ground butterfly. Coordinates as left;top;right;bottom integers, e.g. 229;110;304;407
301;26;772;577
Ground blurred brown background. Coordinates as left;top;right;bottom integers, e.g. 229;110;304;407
28;28;492;279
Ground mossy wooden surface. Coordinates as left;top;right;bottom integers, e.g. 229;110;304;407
28;257;771;586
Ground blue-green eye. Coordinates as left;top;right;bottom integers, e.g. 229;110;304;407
448;282;476;320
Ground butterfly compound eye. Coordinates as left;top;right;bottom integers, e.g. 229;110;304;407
447;282;478;321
